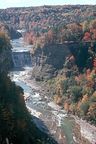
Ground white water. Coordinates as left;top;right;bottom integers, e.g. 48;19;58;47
10;68;67;133
9;38;74;144
11;38;32;67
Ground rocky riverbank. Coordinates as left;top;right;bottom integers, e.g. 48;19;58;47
12;68;96;144
73;115;96;144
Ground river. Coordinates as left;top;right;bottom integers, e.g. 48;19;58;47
9;38;76;144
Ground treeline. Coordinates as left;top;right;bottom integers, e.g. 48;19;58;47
0;5;96;31
24;19;96;47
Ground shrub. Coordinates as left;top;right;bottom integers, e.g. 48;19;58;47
80;102;89;116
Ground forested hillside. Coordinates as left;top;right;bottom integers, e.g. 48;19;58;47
29;18;96;125
0;5;96;31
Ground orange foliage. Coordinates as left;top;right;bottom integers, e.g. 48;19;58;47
24;32;37;45
64;102;70;112
47;30;54;43
86;69;91;76
81;95;88;103
86;69;91;80
75;74;83;83
92;91;96;97
86;80;94;88
83;32;91;41
77;100;81;110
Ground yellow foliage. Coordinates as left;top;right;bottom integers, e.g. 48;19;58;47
56;86;62;96
0;32;10;44
69;103;77;114
87;103;96;117
54;95;62;105
77;100;82;110
89;104;96;111
55;76;66;96
92;91;96;97
64;102;69;112
81;95;89;103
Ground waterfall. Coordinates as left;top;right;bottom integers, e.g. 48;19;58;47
12;51;32;68
11;38;32;68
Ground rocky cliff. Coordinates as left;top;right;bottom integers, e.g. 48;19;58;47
32;43;71;80
31;42;92;80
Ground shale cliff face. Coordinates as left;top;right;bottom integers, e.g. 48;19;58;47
31;42;91;80
32;43;71;80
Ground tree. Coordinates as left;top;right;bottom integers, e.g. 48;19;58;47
67;23;83;41
90;20;96;29
71;86;82;102
83;20;90;32
80;102;89;116
87;104;96;124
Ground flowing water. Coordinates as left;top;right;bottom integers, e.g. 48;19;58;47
9;38;75;144
11;38;32;68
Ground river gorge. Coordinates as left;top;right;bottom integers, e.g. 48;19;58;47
9;38;96;144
